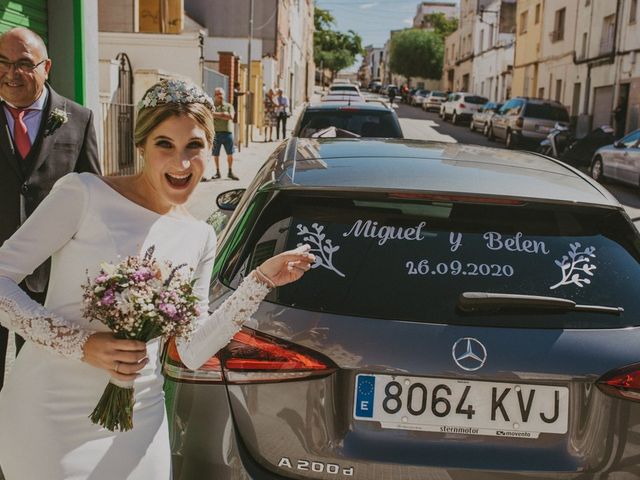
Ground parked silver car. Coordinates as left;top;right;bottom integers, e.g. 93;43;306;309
590;128;640;186
411;89;430;106
165;138;640;479
489;97;570;149
423;90;448;112
470;101;503;135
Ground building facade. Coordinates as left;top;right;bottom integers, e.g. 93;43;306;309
511;0;640;136
361;45;384;86
413;1;458;28
471;0;516;102
186;0;313;109
536;0;579;111
511;0;544;98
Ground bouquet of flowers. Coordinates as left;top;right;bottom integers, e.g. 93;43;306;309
82;246;200;432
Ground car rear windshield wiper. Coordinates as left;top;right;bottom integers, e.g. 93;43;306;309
458;292;624;315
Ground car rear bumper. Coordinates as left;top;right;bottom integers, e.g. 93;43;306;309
168;371;640;480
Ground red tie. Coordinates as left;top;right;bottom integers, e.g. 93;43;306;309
6;106;32;159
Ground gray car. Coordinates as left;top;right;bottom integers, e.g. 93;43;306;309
292;102;403;138
490;97;570;149
590;129;640;186
470;101;503;135
165;138;640;479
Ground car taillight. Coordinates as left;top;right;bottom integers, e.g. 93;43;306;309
516;118;524;128
598;363;640;402
459;103;466;108
164;327;336;384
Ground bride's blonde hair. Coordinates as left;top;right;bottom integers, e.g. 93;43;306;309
134;79;215;147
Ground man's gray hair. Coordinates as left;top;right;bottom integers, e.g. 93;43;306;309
214;87;225;95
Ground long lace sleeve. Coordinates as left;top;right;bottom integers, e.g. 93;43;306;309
176;228;270;370
0;173;93;360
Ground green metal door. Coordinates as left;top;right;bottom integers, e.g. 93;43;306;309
0;0;48;42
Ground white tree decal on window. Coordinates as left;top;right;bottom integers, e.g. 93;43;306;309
549;243;597;290
296;223;345;277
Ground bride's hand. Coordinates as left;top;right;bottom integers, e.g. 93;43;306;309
82;332;148;381
256;244;315;287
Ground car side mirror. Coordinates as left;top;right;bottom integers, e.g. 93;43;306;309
217;188;246;211
613;140;625;149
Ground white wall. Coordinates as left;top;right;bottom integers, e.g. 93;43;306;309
262;56;277;91
99;31;203;102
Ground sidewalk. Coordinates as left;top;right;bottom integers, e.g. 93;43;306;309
186;94;314;221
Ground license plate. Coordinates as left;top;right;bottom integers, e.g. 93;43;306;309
354;374;568;439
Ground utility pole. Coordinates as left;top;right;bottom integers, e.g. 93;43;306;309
245;0;254;147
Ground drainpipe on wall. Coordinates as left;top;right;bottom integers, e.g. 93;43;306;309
73;0;85;105
611;0;625;115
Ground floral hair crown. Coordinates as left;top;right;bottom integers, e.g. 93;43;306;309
138;79;213;110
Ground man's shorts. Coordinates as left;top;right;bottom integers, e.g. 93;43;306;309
213;131;235;156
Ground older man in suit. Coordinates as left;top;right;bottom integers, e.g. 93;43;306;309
0;27;101;390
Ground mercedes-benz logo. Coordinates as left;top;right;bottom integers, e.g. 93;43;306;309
452;337;487;371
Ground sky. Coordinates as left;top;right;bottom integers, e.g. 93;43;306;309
314;0;459;72
315;0;420;49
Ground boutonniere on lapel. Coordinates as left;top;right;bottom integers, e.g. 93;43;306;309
44;105;69;137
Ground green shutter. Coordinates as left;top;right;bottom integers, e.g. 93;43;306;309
0;0;48;42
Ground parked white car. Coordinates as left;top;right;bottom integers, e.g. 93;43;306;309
590;129;640;187
441;93;489;124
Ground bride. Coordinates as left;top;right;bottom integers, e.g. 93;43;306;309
0;79;315;479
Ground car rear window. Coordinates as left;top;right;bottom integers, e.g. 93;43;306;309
330;85;358;92
464;96;489;104
432;92;447;98
297;110;402;138
222;193;640;329
524;103;570;121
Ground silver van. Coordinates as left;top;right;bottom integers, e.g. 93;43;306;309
489;97;570;149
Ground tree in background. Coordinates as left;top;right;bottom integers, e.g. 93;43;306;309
423;12;459;40
314;7;363;83
389;29;444;86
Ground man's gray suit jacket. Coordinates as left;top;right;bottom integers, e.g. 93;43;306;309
0;84;102;292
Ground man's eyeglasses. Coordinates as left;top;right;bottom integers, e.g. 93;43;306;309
0;58;47;73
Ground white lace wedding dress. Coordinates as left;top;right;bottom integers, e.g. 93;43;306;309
0;173;269;480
